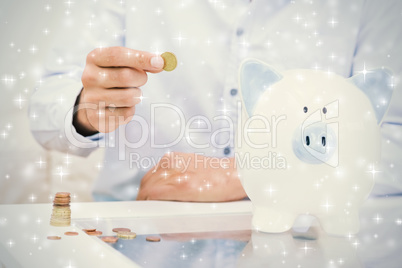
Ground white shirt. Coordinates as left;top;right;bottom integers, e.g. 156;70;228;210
30;0;402;200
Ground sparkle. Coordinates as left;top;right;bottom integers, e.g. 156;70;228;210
329;52;337;61
7;239;15;248
300;242;314;254
359;62;372;82
87;20;94;29
64;0;74;8
31;234;39;243
366;164;381;178
14;94;26;109
173;32;187;46
29;194;37;203
321;199;333;212
180;253;187;260
372;214;383;224
44;4;51;11
43;28;50;35
2;75;16;85
64;154;72;166
29;45;38;54
352;239;360;248
1;130;8;139
388;76;395;89
96;162;103;170
293;13;302;23
264;185;277;197
346;233;355;240
64;261;76;268
155;8;162;15
57;96;65;104
55;166;69;181
217;106;231;115
205;38;213;46
395;218;402;225
328;17;338;28
239;38;250;48
31;112;38;121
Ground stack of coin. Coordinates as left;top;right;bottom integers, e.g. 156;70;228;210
50;192;71;227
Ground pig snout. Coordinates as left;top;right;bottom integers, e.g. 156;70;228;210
292;122;337;165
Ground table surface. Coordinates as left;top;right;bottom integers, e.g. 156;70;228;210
1;198;401;268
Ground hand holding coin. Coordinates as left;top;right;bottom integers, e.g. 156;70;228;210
75;47;176;135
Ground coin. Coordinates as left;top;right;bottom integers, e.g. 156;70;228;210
117;231;137;239
112;227;131;233
101;236;119;243
55;192;70;198
47;236;61;240
82;228;96;233
87;230;103;236
146;236;161;242
161;52;177;72
64;231;79;236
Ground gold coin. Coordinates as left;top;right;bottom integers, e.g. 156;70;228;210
117;231;137;239
161;52;177;72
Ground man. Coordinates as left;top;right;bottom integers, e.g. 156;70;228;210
30;0;402;201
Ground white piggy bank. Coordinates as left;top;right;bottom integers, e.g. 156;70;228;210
236;60;393;236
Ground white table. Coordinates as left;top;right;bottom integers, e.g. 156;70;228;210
0;198;401;267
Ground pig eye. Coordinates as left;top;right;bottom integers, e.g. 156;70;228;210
303;106;308;113
323;107;327;114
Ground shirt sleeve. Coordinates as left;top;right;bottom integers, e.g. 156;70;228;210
29;0;126;157
352;0;402;195
351;0;402;124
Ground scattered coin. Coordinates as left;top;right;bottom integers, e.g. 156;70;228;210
161;52;177;72
146;236;161;242
64;231;79;236
117;231;137;239
101;236;119;243
87;230;103;236
112;227;131;233
47;236;61;240
82;228;96;233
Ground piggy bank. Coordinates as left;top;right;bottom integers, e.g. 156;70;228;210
235;59;393;236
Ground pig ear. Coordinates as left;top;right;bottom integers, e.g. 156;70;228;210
239;59;282;116
348;68;393;124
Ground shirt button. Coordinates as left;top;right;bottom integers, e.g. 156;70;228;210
223;147;231;155
230;88;238;96
236;28;244;36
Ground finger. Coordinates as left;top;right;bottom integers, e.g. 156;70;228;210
96;67;148;88
86;106;136;133
83;87;142;108
88;46;164;72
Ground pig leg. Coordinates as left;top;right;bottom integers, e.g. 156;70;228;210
252;206;295;233
319;211;359;236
